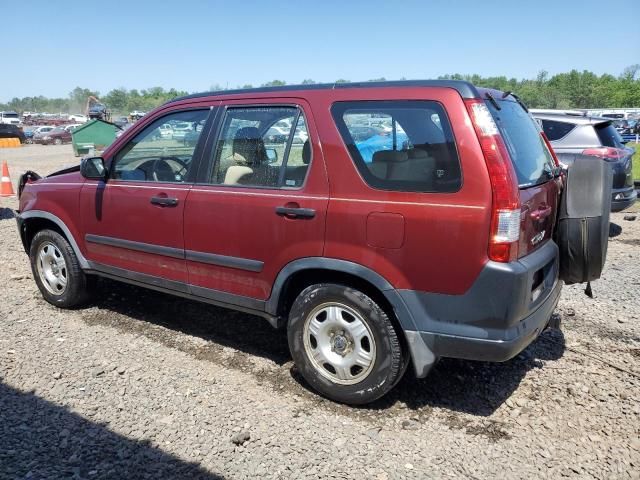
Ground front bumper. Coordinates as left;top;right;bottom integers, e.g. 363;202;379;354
611;186;637;212
395;241;561;377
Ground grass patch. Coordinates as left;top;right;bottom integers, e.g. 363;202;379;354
630;143;640;181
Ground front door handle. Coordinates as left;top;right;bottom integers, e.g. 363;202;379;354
150;196;179;207
275;206;316;219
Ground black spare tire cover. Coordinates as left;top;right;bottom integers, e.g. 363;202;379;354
557;155;612;284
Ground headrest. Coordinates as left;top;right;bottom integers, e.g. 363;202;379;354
372;150;408;163
234;126;261;140
302;140;311;165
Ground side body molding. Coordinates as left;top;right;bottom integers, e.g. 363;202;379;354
17;210;90;269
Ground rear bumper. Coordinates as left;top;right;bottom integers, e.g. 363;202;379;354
611;186;637;212
394;241;561;377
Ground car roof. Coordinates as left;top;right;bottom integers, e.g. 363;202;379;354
169;80;483;104
530;112;610;126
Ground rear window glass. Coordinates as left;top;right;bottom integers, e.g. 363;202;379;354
595;123;625;148
486;100;555;187
331;101;461;193
541;119;575;141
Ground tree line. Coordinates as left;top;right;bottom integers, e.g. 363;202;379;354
2;65;638;116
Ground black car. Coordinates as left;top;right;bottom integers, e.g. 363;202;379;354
532;112;636;212
0;124;26;143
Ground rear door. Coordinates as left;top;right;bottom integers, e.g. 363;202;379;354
486;99;561;257
183;100;329;301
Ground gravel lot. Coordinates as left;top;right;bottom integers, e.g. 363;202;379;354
1;144;639;479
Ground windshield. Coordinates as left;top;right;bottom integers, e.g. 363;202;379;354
486;99;555;187
2;112;19;118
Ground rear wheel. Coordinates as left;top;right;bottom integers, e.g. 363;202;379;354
29;229;93;308
54;138;62;145
288;283;405;405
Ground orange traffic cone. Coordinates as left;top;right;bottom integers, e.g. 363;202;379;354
1;161;15;197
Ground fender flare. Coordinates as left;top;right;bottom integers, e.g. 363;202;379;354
17;210;90;269
266;257;436;377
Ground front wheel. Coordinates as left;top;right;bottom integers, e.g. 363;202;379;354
288;283;405;405
29;229;93;308
54;138;62;145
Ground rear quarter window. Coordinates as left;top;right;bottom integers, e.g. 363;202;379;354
331;101;461;193
541;119;576;141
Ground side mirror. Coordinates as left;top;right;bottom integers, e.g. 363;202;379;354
265;148;278;164
80;156;107;180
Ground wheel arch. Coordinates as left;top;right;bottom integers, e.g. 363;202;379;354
18;211;90;269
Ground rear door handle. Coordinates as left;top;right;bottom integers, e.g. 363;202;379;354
150;196;179;207
275;206;316;219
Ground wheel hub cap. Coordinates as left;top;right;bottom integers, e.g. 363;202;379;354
302;302;377;385
36;242;68;296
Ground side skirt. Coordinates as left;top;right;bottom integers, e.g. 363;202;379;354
85;261;282;328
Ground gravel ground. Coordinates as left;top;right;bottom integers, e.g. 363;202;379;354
1;144;639;479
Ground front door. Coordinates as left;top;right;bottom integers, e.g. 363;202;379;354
79;108;212;285
183;101;329;302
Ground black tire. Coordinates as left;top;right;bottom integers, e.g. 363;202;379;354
288;283;405;405
29;229;93;308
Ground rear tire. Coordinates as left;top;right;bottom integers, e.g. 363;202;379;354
288;283;405;405
54;138;62;145
29;229;93;308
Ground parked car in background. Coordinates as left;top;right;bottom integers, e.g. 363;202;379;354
158;124;173;138
63;124;82;132
33;126;72;145
68;114;88;123
0;124;25;143
113;116;129;128
533;112;636;211
170;121;193;140
0;111;21;125
24;126;55;144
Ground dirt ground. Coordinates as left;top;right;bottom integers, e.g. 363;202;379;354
1;144;639;479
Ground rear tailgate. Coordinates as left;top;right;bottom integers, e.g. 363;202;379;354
485;98;561;257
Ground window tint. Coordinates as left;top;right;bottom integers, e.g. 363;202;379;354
540;119;575;141
486;100;555;187
595;122;625;148
332;101;461;193
210;107;310;188
112;109;209;183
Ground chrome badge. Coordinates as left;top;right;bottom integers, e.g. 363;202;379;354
531;230;546;246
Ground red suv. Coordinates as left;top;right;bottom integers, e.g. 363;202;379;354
17;81;582;404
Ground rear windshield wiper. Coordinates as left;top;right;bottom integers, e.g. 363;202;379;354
485;92;501;111
502;91;529;112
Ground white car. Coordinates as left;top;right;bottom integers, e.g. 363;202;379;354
170;122;193;140
158;124;173;139
68;114;87;123
63;124;82;132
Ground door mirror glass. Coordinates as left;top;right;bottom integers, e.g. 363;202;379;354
265;147;278;163
81;156;107;180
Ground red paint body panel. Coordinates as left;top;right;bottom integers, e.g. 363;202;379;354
305;87;492;294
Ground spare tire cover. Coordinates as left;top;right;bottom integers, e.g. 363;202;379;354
557;155;612;284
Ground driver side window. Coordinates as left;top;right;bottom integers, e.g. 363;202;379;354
112;109;209;183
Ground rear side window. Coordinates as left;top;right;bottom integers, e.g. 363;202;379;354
332;101;461;193
486;100;555;187
595;122;625;148
540;119;575;141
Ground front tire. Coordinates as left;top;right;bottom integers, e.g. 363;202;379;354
288;283;405;405
29;229;93;308
54;138;62;145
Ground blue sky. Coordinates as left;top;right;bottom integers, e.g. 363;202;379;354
3;0;638;101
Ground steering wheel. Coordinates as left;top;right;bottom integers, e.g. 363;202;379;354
150;156;189;182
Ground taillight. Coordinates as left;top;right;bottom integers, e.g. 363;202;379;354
464;99;520;263
582;147;626;162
